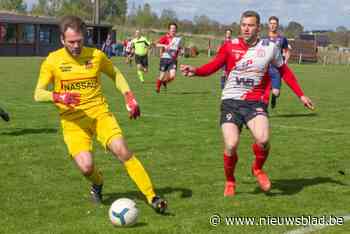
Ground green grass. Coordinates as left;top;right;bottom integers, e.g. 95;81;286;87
0;55;349;234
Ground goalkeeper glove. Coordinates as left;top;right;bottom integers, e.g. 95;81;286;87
124;91;140;119
53;92;80;108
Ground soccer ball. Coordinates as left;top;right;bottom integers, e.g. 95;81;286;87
108;198;138;227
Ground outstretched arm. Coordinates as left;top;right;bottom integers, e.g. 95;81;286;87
181;44;228;77
278;64;315;110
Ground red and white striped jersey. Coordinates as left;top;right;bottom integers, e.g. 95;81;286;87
195;37;304;104
158;34;182;60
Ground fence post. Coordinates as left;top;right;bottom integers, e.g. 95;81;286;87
208;39;211;57
299;53;302;64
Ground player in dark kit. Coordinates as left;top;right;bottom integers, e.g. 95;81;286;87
181;11;314;196
266;16;290;109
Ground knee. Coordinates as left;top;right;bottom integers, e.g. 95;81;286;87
110;141;132;162
224;142;239;155
80;164;94;176
272;89;280;96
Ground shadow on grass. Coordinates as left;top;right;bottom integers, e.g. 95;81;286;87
0;128;57;136
250;177;347;196
102;186;192;216
270;112;318;118
116;222;148;228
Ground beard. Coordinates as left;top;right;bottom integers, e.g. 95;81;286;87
243;31;258;46
65;46;82;57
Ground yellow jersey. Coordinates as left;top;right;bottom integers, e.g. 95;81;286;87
35;47;130;120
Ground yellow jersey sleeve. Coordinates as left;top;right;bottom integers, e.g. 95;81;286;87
100;52;130;94
34;58;54;102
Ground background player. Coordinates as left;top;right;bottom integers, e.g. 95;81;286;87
155;22;182;93
124;38;134;66
101;33;113;58
131;29;151;83
217;29;233;89
181;10;314;196
33;16;167;213
266;16;290;108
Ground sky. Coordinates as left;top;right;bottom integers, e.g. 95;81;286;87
24;0;350;30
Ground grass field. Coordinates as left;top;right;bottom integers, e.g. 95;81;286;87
0;55;349;234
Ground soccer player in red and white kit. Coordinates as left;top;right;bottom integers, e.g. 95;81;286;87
181;11;314;196
155;22;182;93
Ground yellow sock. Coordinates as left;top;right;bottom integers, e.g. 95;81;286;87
85;167;103;185
124;155;156;204
137;70;144;82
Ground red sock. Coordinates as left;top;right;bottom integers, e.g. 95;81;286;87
252;143;270;171
224;152;238;183
156;79;162;90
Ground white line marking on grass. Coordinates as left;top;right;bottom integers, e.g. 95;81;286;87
285;215;350;234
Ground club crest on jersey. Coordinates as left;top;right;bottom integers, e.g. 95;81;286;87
256;48;265;58
85;60;93;69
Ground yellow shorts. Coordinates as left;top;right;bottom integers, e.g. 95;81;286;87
61;112;123;157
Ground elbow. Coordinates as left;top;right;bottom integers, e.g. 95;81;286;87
34;89;46;102
33;92;40;102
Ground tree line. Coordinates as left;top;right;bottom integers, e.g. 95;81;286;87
1;0;349;47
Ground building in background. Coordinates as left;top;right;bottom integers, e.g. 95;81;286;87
0;12;113;56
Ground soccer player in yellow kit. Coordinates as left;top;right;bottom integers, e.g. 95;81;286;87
34;16;167;213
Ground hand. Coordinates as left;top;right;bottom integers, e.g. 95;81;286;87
300;96;315;110
124;91;141;119
53;92;80;108
180;64;196;77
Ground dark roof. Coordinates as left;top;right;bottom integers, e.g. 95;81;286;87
0;12;111;28
0;12;57;24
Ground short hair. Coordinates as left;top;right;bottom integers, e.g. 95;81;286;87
168;22;178;30
225;29;233;34
240;10;260;25
59;16;86;37
268;16;279;24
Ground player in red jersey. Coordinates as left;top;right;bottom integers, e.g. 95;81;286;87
155;22;183;93
181;11;314;196
218;29;233;89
